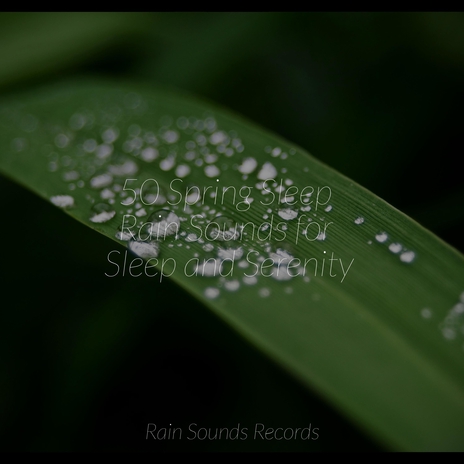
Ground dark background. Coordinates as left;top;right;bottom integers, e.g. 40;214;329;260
0;12;463;451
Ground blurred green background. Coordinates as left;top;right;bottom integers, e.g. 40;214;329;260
0;12;463;451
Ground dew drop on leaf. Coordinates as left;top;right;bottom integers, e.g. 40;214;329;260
400;250;416;263
421;308;432;319
90;202;116;223
90;173;113;189
204;165;220;178
128;239;160;259
277;208;298;220
206;216;239;241
224;280;240;291
238;157;258;174
389;243;402;254
375;232;388;243
204;287;220;299
257;162;277;180
50;195;74;208
259;288;271;298
144;209;180;239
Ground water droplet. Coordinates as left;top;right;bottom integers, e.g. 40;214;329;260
259;288;271;298
175;164;190;178
421;308;432;319
177;117;189;130
96;144;113;159
277;208;298;220
69;113;86;130
204;165;220;178
271;262;294;281
194;259;223;276
243;275;257;285
160;156;176;171
50;195;74;208
184;150;196;161
114;230;130;241
55;134;69;148
128;239;159;259
89;210;116;223
62;170;78;182
224;280;240;291
206;216;239;241
144;210;180;239
141;183;166;205
354;217;364;225
375;232;388;243
185;185;201;205
209;131;227;145
163;130;179;144
141;147;159;162
92;202;112;213
90;202;116;223
90;173;113;189
442;327;456;340
269;244;294;264
185;233;198;243
121;196;135;206
453;303;464;314
257;162;277;180
203;243;214;252
400;250;415;263
316;231;327;241
324;205;332;212
100;188;115;200
204;287;220;299
108;160;138;176
281;195;295;205
205;153;218;164
83;138;97;153
238;157;258;174
217;246;244;261
388;243;402;254
102;127;119;143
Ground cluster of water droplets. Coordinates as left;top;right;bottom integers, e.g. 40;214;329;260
16;88;426;304
423;292;464;346
373;230;416;263
33;94;322;300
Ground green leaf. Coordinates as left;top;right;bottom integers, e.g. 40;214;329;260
1;79;464;451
